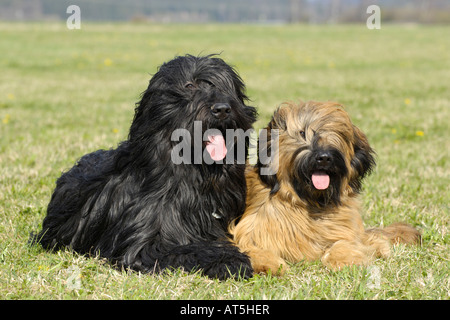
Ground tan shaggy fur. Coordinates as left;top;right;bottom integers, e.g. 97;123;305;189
231;101;420;274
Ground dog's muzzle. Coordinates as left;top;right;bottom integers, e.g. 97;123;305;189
311;151;334;190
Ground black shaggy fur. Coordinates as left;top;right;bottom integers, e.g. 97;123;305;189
31;55;257;280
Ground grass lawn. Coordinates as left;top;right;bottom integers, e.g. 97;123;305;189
0;22;448;300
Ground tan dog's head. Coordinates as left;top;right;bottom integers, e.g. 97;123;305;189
257;101;375;207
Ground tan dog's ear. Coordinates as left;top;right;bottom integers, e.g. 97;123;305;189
256;107;287;194
349;125;376;193
271;101;301;131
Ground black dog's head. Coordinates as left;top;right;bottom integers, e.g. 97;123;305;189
257;101;375;208
128;55;257;165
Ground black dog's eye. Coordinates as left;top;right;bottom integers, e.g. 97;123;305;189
199;79;214;88
185;82;195;89
299;130;306;139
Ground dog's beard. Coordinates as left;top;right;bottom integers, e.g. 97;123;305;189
292;149;348;207
199;111;237;162
200;122;252;165
172;98;254;166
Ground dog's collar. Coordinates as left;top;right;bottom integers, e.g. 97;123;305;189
212;212;222;219
211;205;223;219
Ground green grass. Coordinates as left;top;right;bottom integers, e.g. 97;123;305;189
0;22;448;300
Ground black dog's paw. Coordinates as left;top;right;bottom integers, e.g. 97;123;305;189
202;249;254;280
164;241;254;280
204;261;253;280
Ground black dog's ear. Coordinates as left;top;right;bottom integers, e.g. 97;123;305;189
350;125;376;193
244;104;258;125
129;86;153;141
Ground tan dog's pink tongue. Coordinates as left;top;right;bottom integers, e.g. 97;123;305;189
206;135;227;161
312;172;330;190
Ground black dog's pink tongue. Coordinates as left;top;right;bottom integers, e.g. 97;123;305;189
312;171;330;190
206;135;227;161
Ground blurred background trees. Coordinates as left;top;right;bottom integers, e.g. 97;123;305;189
1;0;449;24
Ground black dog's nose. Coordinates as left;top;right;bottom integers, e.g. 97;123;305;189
211;103;231;119
316;152;332;167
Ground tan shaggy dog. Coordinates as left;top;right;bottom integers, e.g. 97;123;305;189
231;101;420;274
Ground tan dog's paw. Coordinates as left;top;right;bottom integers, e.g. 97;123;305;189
321;240;373;270
247;248;288;275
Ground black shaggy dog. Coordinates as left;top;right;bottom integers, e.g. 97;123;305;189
32;55;257;280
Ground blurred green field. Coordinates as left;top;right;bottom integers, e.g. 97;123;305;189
0;22;448;300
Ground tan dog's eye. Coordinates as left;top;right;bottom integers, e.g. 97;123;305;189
299;131;306;139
